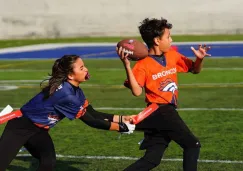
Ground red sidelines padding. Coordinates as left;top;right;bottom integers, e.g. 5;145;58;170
132;103;159;125
0;110;22;124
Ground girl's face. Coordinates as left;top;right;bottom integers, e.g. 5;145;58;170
67;58;90;86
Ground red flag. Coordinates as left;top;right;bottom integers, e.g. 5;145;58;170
0;110;22;124
132;103;159;125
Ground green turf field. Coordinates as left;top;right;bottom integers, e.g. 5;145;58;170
0;57;243;171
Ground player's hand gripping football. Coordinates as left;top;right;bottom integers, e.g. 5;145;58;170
116;47;131;66
118;122;135;134
191;44;211;59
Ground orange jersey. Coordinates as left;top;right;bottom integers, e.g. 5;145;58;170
125;49;193;106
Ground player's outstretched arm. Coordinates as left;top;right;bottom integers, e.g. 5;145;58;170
85;105;129;123
79;109;135;133
85;105;114;121
191;44;211;74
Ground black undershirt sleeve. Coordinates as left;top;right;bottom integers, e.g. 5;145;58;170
79;105;113;130
85;105;114;121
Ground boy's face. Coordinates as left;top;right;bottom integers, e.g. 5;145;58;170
157;28;172;52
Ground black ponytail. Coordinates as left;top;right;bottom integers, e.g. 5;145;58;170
41;55;80;99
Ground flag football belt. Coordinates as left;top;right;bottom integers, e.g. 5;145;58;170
132;103;159;125
132;103;176;125
0;110;23;124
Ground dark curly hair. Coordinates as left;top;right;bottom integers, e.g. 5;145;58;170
138;17;172;48
41;55;80;99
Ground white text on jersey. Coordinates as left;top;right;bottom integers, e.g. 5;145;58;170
152;68;177;80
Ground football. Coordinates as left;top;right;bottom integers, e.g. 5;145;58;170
117;39;148;61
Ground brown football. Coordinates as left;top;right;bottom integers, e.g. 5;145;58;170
117;39;148;61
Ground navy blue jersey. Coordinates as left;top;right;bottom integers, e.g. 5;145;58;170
21;82;88;129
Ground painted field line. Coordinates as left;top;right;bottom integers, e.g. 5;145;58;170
0;69;50;72
16;154;243;164
95;107;243;111
0;60;51;69
0;80;243;86
203;68;243;71
0;84;243;89
0;80;41;83
1;107;242;111
96;68;243;71
0;67;243;72
1;83;243;89
78;83;243;89
1;41;243;54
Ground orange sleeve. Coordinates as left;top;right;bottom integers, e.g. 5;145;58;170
132;61;146;87
124;61;146;88
176;52;194;73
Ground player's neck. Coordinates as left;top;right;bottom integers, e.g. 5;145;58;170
148;47;164;56
67;80;80;88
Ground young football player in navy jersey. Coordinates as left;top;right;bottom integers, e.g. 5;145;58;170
117;18;211;171
0;55;135;171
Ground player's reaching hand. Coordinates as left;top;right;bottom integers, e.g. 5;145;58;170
191;44;211;59
116;44;143;97
122;115;136;123
116;47;131;66
118;122;135;134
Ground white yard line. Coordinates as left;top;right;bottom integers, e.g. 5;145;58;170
95;107;243;111
97;68;243;71
179;82;243;86
0;80;243;85
203;68;243;71
1;107;242;111
16;154;243;164
0;82;243;90
0;80;41;83
0;67;242;72
0;69;50;72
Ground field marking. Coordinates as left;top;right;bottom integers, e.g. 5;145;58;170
1;107;242;111
0;60;51;69
0;82;243;89
0;42;243;59
95;107;243;111
1;84;243;90
16;154;243;164
0;67;243;72
0;80;41;83
1;41;243;54
0;80;243;85
0;85;18;91
97;68;243;71
0;69;50;72
1;85;243;89
203;68;243;71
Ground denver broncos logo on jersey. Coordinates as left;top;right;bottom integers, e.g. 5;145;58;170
158;78;178;93
158;78;178;105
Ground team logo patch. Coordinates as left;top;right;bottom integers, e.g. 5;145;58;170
47;114;60;125
158;78;178;105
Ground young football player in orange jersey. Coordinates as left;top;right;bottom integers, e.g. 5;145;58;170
117;17;211;171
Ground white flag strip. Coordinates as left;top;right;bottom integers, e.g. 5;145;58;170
0;105;13;117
